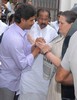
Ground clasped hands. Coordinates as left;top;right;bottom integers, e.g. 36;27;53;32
35;37;51;55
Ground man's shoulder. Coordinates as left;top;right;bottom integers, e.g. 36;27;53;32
30;21;38;30
0;20;8;27
47;24;57;32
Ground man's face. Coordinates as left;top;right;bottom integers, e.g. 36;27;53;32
21;16;35;30
37;11;49;29
13;0;17;4
2;0;7;4
59;15;72;36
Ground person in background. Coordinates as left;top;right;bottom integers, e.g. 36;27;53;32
14;2;24;11
7;13;14;25
0;5;8;65
36;11;77;100
18;8;58;100
71;4;77;14
2;0;12;13
1;0;12;23
26;0;32;5
28;8;58;44
0;5;8;36
50;11;63;33
0;4;40;100
11;0;17;13
0;5;8;35
7;2;25;26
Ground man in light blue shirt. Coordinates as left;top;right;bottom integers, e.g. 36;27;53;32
0;4;40;100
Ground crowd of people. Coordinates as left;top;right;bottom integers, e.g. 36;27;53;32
0;0;77;100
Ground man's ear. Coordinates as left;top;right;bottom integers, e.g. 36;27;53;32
21;18;27;23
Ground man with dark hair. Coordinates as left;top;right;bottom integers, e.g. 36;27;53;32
18;8;58;100
0;4;40;100
14;2;24;11
36;8;51;29
50;11;63;33
26;0;32;5
28;8;58;43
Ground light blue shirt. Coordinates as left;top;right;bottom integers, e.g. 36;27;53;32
0;23;34;91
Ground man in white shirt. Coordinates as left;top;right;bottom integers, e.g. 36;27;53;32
2;0;12;12
0;5;8;65
0;5;8;35
28;8;58;43
19;8;58;100
50;11;62;33
0;20;8;35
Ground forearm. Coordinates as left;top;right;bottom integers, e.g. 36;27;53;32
62;73;73;85
55;65;71;85
45;52;61;68
32;47;40;58
31;44;36;52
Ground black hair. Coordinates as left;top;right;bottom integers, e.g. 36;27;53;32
57;11;63;17
61;11;77;24
37;8;51;19
14;4;36;23
14;2;24;11
8;14;14;25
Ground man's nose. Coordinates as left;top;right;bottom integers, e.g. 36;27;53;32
42;20;46;23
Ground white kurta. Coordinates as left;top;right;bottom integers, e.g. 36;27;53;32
0;20;8;35
50;21;59;32
19;22;58;98
0;20;8;65
28;21;58;43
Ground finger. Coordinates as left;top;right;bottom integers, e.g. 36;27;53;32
36;42;44;49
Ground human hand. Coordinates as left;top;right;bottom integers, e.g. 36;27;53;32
36;42;51;54
35;37;46;44
2;3;7;9
42;44;51;54
32;46;41;58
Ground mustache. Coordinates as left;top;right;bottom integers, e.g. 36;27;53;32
40;23;47;28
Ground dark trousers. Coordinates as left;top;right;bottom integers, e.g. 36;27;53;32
62;98;75;100
14;92;19;100
61;85;75;100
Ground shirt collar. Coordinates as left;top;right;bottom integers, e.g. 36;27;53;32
14;23;27;37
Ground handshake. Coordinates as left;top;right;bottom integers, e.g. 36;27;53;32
35;37;51;55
